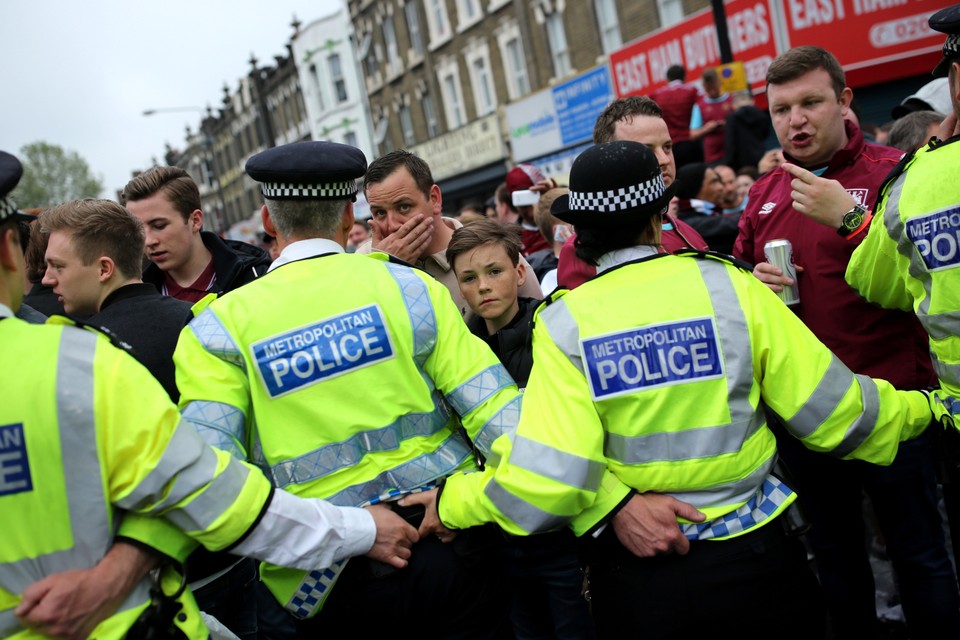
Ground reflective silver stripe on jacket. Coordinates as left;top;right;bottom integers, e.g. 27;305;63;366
831;374;881;458
783;354;852;438
0;329;149;633
115;419;251;532
323;434;473;507
385;262;437;367
270;391;452;488
473;394;521;457
182;400;247;459
190;307;246;371
445;364;514;416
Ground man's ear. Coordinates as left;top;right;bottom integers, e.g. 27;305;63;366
189;209;203;232
261;204;276;237
0;226;20;271
97;256;116;283
429;184;443;217
341;201;356;235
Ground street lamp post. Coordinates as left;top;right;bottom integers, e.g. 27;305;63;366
142;106;228;233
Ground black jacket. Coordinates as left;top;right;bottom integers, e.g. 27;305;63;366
87;283;194;402
723;105;772;171
467;297;539;388
143;231;271;296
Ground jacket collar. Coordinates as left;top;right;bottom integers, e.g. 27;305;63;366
268;238;343;272
597;245;661;273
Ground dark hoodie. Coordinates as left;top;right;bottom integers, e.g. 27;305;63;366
467;296;539;388
723;104;772;171
143;230;271;297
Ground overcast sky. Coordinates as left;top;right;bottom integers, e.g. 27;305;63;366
2;0;343;200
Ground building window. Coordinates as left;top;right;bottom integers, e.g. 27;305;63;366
329;54;348;103
405;1;424;58
424;0;452;49
495;20;530;100
383;15;401;76
309;64;325;111
465;42;496;116
455;0;482;32
657;0;684;27
422;93;439;137
399;104;416;145
595;0;622;53
545;12;571;78
345;130;358;148
442;72;466;128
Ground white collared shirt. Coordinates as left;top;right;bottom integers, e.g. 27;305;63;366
596;245;661;274
267;238;345;272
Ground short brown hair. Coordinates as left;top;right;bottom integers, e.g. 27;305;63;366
364;150;433;199
447;219;521;272
39;199;145;279
24;218;48;282
534;187;569;243
594;96;664;144
766;46;846;99
122;166;201;221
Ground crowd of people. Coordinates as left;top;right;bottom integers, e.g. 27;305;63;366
3;6;960;639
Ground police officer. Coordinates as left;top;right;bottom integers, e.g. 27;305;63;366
172;140;518;637
821;4;960;417
406;141;937;638
0;150;415;639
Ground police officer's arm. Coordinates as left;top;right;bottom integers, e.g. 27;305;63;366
100;340;401;569
743;274;931;463
440;305;634;537
174;303;253;460
423;275;523;460
14;542;155;640
845;189;914;312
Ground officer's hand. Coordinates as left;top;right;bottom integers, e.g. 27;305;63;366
612;493;705;558
364;504;420;569
398;489;459;544
752;261;804;293
782;163;857;229
938;113;960;142
370;213;434;263
15;543;154;639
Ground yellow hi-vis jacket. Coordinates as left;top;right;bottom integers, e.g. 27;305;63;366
440;249;932;539
0;315;275;639
173;248;521;618
846;137;960;420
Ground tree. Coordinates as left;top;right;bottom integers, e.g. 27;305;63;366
13;141;104;207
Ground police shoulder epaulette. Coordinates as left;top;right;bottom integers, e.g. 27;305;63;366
46;315;137;355
673;249;754;273
191;292;219;317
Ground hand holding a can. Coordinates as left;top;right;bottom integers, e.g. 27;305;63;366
753;261;804;293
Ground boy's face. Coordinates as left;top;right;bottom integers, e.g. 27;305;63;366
126;191;201;274
454;242;526;333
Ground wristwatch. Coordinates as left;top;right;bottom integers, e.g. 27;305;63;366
837;203;868;237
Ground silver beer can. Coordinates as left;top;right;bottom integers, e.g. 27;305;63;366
763;238;799;305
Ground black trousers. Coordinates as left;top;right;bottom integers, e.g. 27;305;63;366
294;526;512;639
587;519;826;639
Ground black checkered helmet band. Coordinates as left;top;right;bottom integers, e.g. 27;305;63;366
0;196;16;223
567;174;666;214
946;33;960;57
260;179;358;200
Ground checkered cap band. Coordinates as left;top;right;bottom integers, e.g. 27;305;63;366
567;174;666;214
260;179;358;199
946;33;960;57
0;196;16;222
